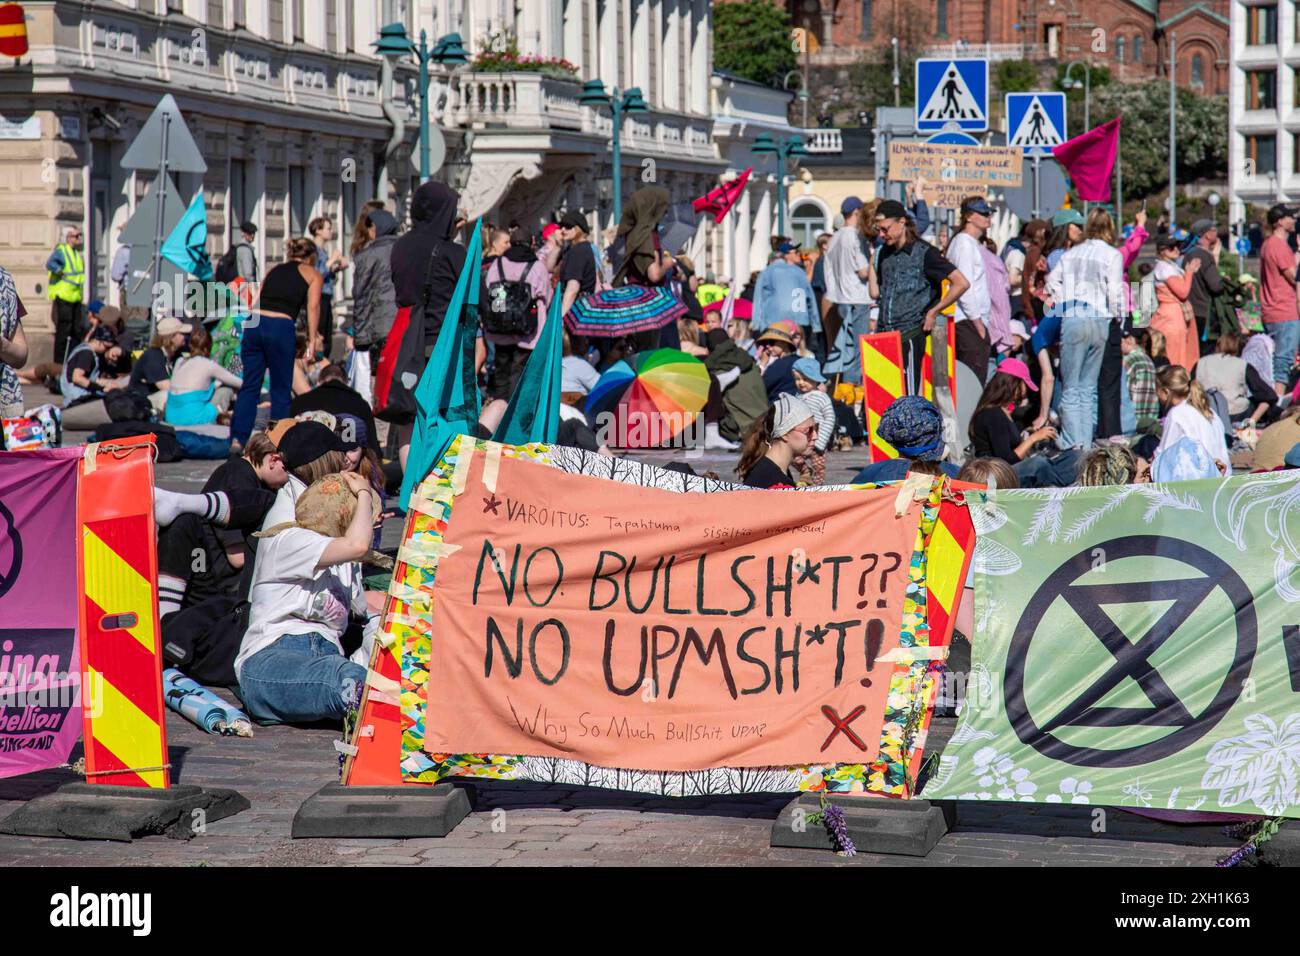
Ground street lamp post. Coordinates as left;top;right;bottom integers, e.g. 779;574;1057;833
579;81;649;226
373;24;468;182
1168;33;1177;226
1064;60;1091;212
751;133;809;240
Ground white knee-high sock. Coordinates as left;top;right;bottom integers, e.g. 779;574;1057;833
157;574;187;617
154;489;230;528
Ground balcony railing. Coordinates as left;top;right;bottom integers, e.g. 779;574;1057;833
452;71;586;131
921;42;1043;61
802;128;842;153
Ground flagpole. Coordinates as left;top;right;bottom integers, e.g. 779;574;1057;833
150;110;171;336
1115;119;1123;231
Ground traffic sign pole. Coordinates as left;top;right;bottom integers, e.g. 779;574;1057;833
150;112;171;336
1032;153;1041;220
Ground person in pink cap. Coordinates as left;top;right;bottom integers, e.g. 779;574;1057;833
968;357;1083;487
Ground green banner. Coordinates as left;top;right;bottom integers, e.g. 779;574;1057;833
926;473;1300;817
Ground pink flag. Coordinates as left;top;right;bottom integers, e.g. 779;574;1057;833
693;167;752;223
0;448;85;779
1052;115;1121;202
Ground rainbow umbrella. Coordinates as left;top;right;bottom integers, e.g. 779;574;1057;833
566;285;687;337
585;349;711;448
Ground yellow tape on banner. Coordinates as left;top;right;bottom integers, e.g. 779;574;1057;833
407;492;450;518
893;473;933;516
451;444;475;496
396;540;462;568
82;442;98;475
482;443;503;493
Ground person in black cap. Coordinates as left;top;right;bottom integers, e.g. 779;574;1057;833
260;420;358;530
289;363;380;455
872;199;969;395
1183;218;1225;356
556;209;600;318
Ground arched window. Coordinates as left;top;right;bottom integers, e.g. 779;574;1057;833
1115;36;1125;64
1133;35;1143;64
859;0;873;39
936;0;949;38
1191;52;1205;88
791;201;829;249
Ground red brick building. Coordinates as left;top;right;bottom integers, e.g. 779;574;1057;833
787;0;1229;95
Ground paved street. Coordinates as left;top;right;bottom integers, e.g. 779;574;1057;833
0;707;1239;866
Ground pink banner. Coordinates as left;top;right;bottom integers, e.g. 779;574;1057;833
0;448;84;779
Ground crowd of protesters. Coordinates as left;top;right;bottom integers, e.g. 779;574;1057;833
4;177;1300;731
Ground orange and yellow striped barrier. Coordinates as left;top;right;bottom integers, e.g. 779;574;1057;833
859;318;957;463
76;435;169;789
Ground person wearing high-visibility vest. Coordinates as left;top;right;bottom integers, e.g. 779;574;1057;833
46;225;86;364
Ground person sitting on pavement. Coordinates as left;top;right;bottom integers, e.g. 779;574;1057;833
127;315;193;415
853;395;962;483
164;325;243;427
237;471;380;726
58;325;127;430
969;359;1083;488
289;362;381;456
755;325;800;399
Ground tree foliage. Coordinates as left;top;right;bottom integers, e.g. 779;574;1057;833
713;0;797;89
1085;80;1228;199
994;59;1040;95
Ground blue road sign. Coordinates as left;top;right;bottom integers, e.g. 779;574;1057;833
1006;92;1067;154
916;59;989;132
926;131;980;146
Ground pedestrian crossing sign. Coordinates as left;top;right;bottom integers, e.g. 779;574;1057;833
1006;92;1067;154
915;59;989;132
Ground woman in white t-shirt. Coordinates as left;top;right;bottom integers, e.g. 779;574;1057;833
236;470;377;725
1151;364;1229;481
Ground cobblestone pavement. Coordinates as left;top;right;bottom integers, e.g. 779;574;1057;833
0;707;1240;867
4;384;1244;866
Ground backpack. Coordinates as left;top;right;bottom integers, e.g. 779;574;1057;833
214;243;248;285
482;257;538;337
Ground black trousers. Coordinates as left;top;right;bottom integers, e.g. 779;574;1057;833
954;319;991;387
1096;319;1124;440
52;299;84;365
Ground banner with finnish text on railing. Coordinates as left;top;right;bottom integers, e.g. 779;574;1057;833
346;437;976;797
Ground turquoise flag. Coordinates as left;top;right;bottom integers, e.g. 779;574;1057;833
492;288;562;446
160;191;213;280
399;219;484;509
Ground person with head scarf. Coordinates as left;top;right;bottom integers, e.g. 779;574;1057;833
614;185;672;287
852;396;961;483
349;208;400;403
736;393;820;488
390;181;466;341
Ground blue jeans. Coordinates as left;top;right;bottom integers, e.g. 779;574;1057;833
1119;366;1137;435
1267;321;1300;388
1058;313;1110;448
232;313;296;445
1013;448;1083;488
238;632;367;725
827;303;872;385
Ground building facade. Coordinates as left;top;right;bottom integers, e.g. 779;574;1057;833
1229;0;1300;223
789;0;1229;94
2;0;732;361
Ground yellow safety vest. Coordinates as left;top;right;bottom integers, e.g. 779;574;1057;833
47;243;85;303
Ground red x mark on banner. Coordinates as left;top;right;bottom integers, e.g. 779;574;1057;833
819;704;869;753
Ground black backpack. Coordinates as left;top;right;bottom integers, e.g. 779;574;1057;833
214;243;248;284
482;257;538;337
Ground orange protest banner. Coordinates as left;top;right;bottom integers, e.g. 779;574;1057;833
422;450;924;772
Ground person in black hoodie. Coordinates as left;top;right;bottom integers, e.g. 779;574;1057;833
376;182;469;447
390;181;466;338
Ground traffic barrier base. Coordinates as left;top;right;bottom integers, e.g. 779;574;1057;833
291;782;471;839
770;793;956;857
0;782;250;843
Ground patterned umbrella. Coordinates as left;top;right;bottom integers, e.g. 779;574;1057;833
566;285;687;337
585;349;711;448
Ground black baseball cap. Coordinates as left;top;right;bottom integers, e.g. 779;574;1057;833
557;210;588;231
1268;204;1297;225
277;421;348;470
875;199;907;220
